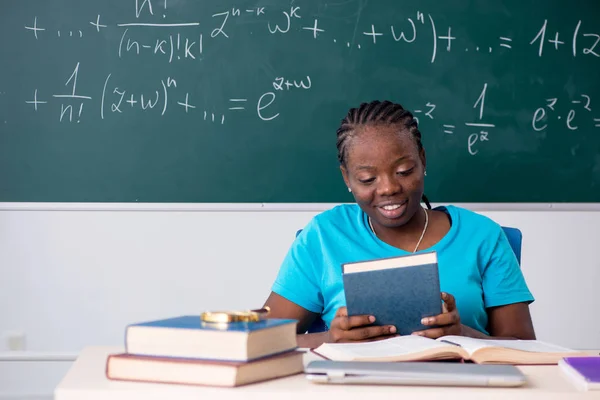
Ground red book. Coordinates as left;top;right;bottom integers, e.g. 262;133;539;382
106;350;304;387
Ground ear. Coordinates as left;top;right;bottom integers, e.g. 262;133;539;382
419;148;427;173
340;165;351;189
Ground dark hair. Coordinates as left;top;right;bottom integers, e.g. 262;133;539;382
336;100;431;209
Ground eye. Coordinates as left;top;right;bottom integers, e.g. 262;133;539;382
358;177;375;184
397;168;414;176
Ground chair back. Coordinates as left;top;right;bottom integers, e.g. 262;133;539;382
501;226;522;265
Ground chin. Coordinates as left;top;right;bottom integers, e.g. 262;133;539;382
372;201;419;228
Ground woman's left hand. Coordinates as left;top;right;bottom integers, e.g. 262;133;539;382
412;292;463;338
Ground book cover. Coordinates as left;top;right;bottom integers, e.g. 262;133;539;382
129;316;296;332
559;357;600;390
106;349;304;387
342;251;441;336
125;316;298;362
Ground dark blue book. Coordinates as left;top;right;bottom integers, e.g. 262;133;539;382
126;316;298;362
342;251;441;336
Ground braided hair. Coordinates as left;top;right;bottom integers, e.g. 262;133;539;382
336;100;431;209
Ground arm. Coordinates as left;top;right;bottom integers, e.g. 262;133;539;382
263;292;329;348
264;293;397;348
416;226;536;340
483;302;536;339
415;293;536;340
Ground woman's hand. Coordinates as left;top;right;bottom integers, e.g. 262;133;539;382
328;306;397;343
412;292;463;338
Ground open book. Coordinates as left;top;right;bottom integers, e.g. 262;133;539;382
313;335;586;365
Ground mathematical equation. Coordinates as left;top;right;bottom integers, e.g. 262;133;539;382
419;84;598;156
23;3;600;64
14;0;600;158
24;59;598;156
24;62;311;124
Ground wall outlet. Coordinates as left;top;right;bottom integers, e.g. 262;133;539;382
5;331;26;351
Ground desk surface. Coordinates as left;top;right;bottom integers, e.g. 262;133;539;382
54;346;600;400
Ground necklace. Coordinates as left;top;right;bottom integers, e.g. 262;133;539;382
368;207;429;253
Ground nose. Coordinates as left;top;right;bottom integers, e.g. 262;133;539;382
377;173;402;197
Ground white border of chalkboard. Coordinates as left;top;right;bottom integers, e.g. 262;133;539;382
0;203;598;211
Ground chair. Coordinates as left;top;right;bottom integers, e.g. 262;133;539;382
501;226;522;265
296;226;523;333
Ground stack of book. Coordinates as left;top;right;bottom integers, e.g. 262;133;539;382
105;315;302;387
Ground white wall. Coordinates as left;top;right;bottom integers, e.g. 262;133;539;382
1;204;599;396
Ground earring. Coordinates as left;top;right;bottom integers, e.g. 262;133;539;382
424;170;427;176
348;187;352;193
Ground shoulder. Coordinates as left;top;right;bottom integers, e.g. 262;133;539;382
440;205;503;234
435;205;513;271
296;204;365;246
434;205;505;254
307;203;363;231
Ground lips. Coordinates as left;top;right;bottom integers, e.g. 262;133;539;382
376;199;408;220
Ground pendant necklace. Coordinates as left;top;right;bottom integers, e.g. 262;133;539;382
368;207;429;253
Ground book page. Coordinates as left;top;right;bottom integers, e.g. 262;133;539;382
343;251;437;273
438;335;575;355
316;335;451;360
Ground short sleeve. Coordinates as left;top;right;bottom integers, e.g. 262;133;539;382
482;228;535;308
270;227;324;313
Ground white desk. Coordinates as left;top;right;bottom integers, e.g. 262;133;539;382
54;346;600;400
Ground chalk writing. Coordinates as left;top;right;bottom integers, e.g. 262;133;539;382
14;0;599;158
532;94;597;132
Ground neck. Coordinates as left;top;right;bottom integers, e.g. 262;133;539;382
369;206;428;250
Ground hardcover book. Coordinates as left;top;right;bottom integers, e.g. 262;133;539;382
125;316;297;362
313;334;585;365
106;350;304;387
342;251;441;335
559;356;600;390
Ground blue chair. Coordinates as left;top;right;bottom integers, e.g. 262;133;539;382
296;226;523;333
501;226;522;265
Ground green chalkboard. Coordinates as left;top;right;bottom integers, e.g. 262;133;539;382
1;1;599;202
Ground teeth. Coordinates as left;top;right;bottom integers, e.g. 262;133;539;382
382;204;401;211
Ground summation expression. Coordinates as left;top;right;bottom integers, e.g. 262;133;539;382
22;1;600;68
25;63;302;125
19;0;598;152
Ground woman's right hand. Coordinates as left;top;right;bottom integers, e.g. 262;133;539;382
328;306;397;343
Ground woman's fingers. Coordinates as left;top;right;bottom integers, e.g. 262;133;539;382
331;307;396;342
442;292;456;311
336;315;375;331
421;310;460;327
412;327;446;339
344;324;397;341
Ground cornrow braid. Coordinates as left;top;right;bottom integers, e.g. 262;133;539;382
337;100;431;209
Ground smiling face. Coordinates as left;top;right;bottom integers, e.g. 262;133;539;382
341;124;426;229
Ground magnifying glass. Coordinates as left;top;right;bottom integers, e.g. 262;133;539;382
200;306;271;323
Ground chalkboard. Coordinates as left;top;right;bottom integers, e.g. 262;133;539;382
1;1;599;203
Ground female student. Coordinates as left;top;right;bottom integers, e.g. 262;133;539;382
264;100;536;348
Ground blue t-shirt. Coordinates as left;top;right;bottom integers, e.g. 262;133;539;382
271;204;534;335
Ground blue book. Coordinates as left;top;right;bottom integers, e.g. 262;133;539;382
342;251;441;336
125;316;298;362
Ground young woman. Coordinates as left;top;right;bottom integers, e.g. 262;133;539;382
264;100;536;348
